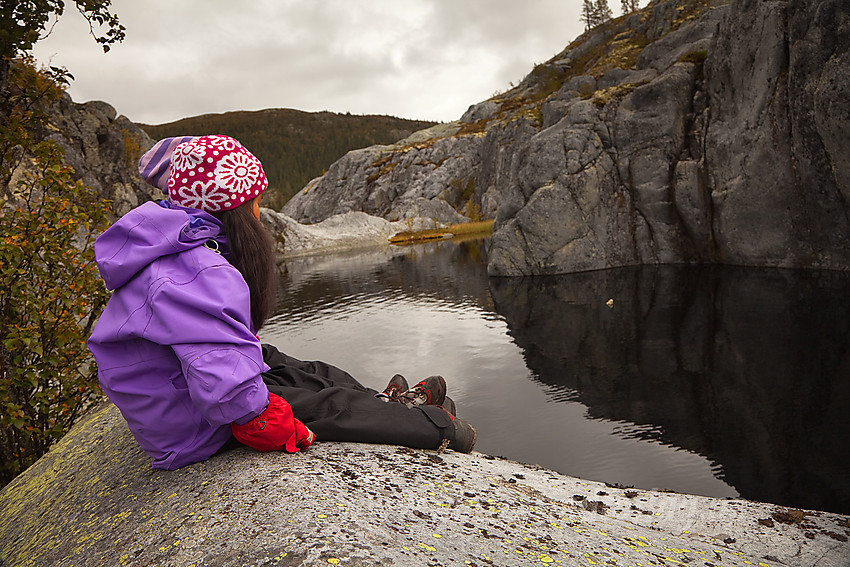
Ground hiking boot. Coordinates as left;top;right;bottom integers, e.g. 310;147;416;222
402;375;446;407
440;395;457;417
444;417;476;453
376;374;408;402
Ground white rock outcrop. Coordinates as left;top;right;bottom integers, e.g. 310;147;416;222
261;208;443;258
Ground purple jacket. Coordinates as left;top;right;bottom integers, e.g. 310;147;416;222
88;201;270;470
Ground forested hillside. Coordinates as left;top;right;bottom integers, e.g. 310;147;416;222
141;109;436;209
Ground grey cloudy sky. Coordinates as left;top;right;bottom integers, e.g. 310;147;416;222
31;0;606;125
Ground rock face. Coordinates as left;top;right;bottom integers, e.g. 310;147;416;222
45;95;158;216
706;0;850;268
1;403;848;567
282;122;478;226
282;0;850;276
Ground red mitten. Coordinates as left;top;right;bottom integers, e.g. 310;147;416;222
294;419;315;450
231;392;315;452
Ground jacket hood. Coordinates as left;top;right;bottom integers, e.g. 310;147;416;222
95;201;227;290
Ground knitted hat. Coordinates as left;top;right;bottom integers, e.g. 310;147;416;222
138;136;198;193
167;135;267;212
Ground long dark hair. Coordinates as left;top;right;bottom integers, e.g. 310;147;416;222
213;200;277;331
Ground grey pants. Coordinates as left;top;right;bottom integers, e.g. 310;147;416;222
260;344;453;449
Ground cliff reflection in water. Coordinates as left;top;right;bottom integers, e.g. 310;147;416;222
489;265;850;514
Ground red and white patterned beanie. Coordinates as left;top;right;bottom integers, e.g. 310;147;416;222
167;135;267;212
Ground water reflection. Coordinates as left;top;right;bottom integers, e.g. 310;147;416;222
264;240;850;514
489;265;850;514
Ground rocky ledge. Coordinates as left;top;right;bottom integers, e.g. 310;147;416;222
0;403;848;566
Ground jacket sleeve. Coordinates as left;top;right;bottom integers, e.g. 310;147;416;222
144;257;271;426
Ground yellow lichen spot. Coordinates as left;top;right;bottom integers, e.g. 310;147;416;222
402;546;410;551
432;534;442;538
540;554;554;563
327;559;340;564
417;542;437;552
317;514;327;519
166;493;177;498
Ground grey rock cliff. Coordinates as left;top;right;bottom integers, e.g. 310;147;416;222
282;0;850;276
283;122;478;226
706;0;850;268
45;95;158;216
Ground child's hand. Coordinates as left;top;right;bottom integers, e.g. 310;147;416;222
298;426;316;450
232;393;313;453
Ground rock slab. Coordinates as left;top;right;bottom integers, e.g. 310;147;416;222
1;403;848;566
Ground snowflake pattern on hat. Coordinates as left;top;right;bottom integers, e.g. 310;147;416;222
167;135;267;212
171;142;205;173
215;152;262;195
174;180;230;211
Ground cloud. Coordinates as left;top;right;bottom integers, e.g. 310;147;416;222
32;0;590;125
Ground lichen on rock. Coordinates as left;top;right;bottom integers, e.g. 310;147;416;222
1;402;848;566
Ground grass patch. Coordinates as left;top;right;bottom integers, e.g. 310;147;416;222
366;138;446;183
590;80;650;107
366;160;398;183
569;28;650;80
389;220;494;245
456;119;490;137
678;49;707;65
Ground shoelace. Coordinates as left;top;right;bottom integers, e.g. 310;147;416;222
402;387;429;406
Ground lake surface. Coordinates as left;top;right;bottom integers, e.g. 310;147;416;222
261;238;850;515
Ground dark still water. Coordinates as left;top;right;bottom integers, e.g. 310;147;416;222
261;238;850;515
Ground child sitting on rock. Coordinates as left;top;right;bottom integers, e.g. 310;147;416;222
87;135;475;470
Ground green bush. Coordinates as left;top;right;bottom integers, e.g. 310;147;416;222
0;60;112;486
